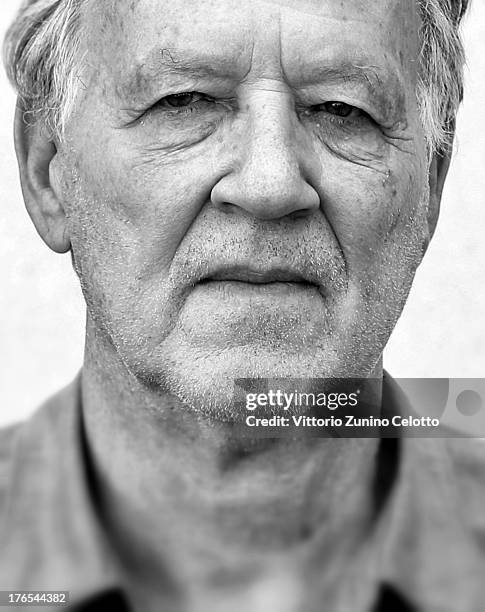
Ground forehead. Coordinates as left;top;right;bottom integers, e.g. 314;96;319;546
83;0;420;89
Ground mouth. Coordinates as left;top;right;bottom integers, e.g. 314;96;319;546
199;265;318;286
183;264;328;330
195;266;323;300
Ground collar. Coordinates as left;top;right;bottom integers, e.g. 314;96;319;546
377;434;485;610
0;373;121;607
377;375;485;610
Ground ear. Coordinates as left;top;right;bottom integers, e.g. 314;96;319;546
426;145;453;244
14;104;71;253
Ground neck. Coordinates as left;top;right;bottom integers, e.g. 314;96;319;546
81;320;384;598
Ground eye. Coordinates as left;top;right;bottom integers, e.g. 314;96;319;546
319;101;355;117
158;92;204;109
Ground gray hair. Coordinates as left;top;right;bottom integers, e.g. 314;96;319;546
3;0;470;154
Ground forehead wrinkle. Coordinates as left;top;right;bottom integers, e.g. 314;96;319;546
277;0;419;89
85;0;411;118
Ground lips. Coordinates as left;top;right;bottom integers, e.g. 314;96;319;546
199;265;318;286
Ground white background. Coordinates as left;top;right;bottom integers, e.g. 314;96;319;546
0;1;484;426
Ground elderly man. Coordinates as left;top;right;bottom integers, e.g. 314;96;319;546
1;0;483;610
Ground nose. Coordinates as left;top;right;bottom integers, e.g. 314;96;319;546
211;92;321;220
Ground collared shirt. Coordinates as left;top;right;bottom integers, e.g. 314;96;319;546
1;374;485;611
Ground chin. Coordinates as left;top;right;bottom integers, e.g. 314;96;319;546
133;339;379;422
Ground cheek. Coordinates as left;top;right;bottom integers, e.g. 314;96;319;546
321;155;428;299
64;138;218;280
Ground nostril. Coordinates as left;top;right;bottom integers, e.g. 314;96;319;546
214;201;241;215
288;208;315;220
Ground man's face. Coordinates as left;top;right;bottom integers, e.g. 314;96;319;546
56;0;429;416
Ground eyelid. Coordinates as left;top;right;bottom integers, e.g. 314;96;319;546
122;89;209;116
157;91;206;106
296;90;387;124
128;91;211;123
298;101;369;120
314;101;361;117
121;91;236;131
150;90;238;115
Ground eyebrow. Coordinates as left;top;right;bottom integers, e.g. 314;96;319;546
296;62;406;117
298;63;384;91
117;47;245;101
